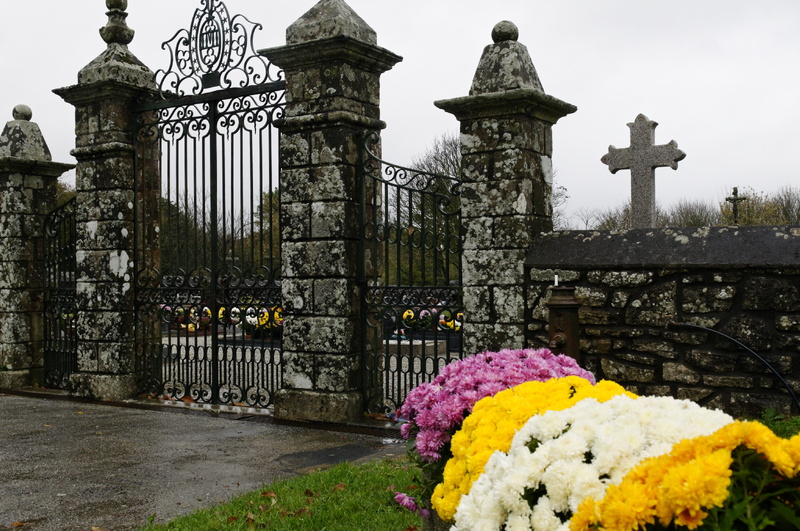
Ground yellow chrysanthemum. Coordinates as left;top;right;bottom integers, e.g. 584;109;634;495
431;376;635;521
571;420;800;531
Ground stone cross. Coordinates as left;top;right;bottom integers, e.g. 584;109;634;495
601;114;686;229
725;186;748;224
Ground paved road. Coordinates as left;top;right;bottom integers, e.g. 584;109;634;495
0;392;402;531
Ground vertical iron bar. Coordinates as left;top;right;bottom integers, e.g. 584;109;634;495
209;101;220;403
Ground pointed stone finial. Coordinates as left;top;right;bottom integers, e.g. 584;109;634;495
99;0;134;46
469;21;543;95
0;105;52;161
287;0;377;45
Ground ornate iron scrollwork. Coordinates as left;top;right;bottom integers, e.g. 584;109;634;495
156;0;282;97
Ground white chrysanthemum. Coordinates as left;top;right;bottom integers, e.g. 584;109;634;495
453;395;733;531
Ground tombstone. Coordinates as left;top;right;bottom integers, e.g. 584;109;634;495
601;114;686;229
725;187;748;225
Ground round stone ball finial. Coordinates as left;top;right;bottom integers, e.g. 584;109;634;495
107;0;128;10
12;104;32;121
492;21;519;43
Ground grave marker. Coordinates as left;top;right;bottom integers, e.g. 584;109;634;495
601;114;686;229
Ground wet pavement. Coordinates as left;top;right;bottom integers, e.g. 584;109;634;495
0;391;403;531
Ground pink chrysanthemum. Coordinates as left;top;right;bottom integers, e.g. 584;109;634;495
397;348;595;462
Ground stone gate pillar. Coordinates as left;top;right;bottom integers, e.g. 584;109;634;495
436;21;576;353
0;106;74;388
261;0;401;423
53;0;156;399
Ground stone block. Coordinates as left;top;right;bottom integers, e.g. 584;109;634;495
686;349;738;372
738;353;792;375
310;129;359;165
97;341;135;374
681;286;735;313
663;363;700;384
281;165;357;203
643;385;671;397
582;339;612;355
460;179;533;218
574;286;608;307
283;316;356;354
314;278;357;316
717;315;771;352
0;312;31;344
77;343;98;372
703;375;753;388
273;389;363;424
588;271;653;288
683;316;721;328
280;351;315;390
279;132;311;167
578;308;618;325
600;357;655;382
663;330;707;345
76;189;134;222
777;315;800;332
462;249;525;286
282;278;314;313
611;290;631;308
67;373;137;401
314;354;360;393
491;215;535;249
730;391;791;419
0;343;30;369
464;323;524;354
742;277;800;311
463;286;491;322
75;219;134;251
282;241;357;278
492;286;524;322
463;217;494;250
310;201;358;239
461;117;551;155
630;340;677;359
0;370;31;389
529;269;581;283
281;202;310;241
676;387;714;402
626;282;677;326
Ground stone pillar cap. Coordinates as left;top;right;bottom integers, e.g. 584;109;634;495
287;0;377;45
74;0;154;89
470;21;544;95
0;105;52;161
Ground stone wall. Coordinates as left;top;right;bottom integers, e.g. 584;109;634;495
526;226;800;418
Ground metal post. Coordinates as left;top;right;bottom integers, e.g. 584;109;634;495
547;286;581;365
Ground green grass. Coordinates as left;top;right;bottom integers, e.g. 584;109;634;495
138;459;424;531
138;412;800;531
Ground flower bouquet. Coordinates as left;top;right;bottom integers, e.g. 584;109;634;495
395;349;595;521
572;420;800;531
432;377;635;522
452;394;733;531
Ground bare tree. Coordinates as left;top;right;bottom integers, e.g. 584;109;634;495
667;199;720;227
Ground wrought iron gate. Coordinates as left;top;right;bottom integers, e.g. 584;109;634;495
43;198;78;388
133;1;285;407
359;132;465;413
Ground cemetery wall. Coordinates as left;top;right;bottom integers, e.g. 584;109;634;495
526;225;800;418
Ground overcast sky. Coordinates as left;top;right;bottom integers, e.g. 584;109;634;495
1;1;798;225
